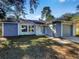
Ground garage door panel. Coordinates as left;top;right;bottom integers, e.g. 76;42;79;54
4;23;18;36
63;25;72;37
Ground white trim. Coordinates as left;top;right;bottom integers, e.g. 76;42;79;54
0;22;18;23
17;23;19;35
34;24;36;35
73;24;75;36
61;23;63;37
2;23;4;36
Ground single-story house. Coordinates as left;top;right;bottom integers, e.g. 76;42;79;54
0;19;79;37
0;19;52;37
52;20;79;37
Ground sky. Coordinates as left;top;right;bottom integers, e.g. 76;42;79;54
25;0;79;20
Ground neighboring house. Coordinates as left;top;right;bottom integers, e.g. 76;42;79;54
52;20;79;37
73;21;79;36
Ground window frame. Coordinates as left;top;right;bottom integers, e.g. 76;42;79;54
21;25;27;32
29;25;34;32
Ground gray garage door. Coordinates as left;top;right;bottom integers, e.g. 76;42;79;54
63;24;72;37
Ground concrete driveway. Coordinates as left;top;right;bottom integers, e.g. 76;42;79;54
49;36;79;44
63;37;79;43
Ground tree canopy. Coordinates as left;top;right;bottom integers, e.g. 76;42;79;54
59;13;73;21
76;5;79;11
41;6;54;21
0;0;39;19
71;13;79;21
0;8;6;20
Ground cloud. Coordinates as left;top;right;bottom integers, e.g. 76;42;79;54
59;0;66;3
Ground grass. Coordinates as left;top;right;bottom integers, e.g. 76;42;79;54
0;35;79;59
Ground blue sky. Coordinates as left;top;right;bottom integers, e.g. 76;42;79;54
26;0;79;20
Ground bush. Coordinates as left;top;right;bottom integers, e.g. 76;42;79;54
1;40;10;48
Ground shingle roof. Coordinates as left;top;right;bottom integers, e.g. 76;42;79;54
1;18;53;25
17;19;45;24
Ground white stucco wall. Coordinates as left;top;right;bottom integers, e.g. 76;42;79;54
35;24;44;35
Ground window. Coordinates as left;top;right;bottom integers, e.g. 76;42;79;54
21;25;34;32
21;25;27;32
29;25;34;32
22;25;25;28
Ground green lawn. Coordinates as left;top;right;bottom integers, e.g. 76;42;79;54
0;35;79;59
3;35;61;48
